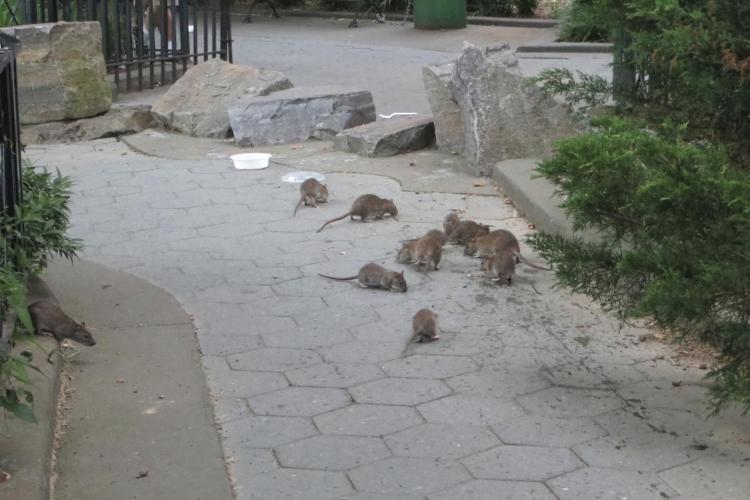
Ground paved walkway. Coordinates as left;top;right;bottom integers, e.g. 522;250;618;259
26;135;750;500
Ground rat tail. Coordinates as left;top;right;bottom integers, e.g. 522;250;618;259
517;252;551;271
317;273;358;281
316;212;351;233
293;197;304;217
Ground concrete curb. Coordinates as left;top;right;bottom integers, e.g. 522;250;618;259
517;42;613;53
492;158;599;241
0;336;61;500
235;9;558;28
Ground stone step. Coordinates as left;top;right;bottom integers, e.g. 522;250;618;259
228;86;376;147
493;158;600;242
333;115;435;157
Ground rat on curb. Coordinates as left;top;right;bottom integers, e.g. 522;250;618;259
293;178;329;217
316;194;398;232
448;220;491;246
318;262;407;292
26;276;96;361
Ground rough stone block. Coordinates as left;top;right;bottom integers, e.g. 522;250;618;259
448;43;580;175
228;86;376;147
423;62;464;154
151;58;292;138
332;116;435;157
21;105;156;144
1;22;112;124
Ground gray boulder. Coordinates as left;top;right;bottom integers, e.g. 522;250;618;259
21;105;156;144
422;63;464;154
228;86;376;147
448;43;580;176
333;116;435;157
1;22;112;125
151;58;293;138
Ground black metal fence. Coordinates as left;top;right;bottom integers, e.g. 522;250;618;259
0;35;22;224
7;0;232;92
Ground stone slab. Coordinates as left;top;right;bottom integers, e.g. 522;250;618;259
422;63;464;154
228;85;376;146
333;116;435;157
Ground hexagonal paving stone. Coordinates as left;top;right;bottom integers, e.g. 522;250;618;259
192;283;275;304
337;494;424;500
417;395;526;426
544;361;646;389
226;448;278;487
314;404;423;436
261;327;353;349
492;415;607;448
242;296;326;317
238;468;354;500
227;348;322;372
319;341;407;364
446;367;550;398
428;480;557;500
293;307;380;332
548;467;678;500
660;459;750;499
239;267;303;286
517;387;625;417
247;387;351;417
200;314;295;338
618;380;710;412
285;363;385;388
275;434;390;470
573;434;695;472
385;423;499;460
350;378;452;406
221;416;317;448
199;333;264;356
272;275;350;297
462;445;583;481
349;457;471;496
380;355;478;379
202;357;289;397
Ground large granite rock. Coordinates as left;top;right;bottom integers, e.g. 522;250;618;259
229;86;376;147
1;22;112;125
447;43;580;176
151;58;293;138
333;116;435;157
423;63;464;154
21;105;156;144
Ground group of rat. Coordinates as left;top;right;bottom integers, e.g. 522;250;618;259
293;177;547;347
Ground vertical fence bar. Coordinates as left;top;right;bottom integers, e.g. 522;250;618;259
191;0;197;64
113;0;121;89
148;0;155;87
63;0;72;21
202;0;208;61
124;0;133;91
179;0;188;73
169;0;176;82
159;0;166;85
47;0;57;21
135;0;144;90
78;0;84;21
211;0;216;57
220;0;230;62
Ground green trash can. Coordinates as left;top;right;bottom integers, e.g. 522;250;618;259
413;0;467;30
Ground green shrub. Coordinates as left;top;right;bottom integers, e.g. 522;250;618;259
528;117;750;413
468;0;514;16
558;0;613;42
512;0;538;16
0;161;81;422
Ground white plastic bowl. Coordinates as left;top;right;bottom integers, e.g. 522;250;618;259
230;153;272;170
281;171;326;184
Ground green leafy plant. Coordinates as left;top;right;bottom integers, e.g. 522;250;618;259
530;68;612;115
558;0;613;42
529;117;750;413
512;0;538;16
468;0;514;16
1;161;81;422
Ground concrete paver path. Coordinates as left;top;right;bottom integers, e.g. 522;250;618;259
27;136;750;500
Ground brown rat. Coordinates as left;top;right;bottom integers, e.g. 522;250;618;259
316;194;398;232
28;301;96;347
465;229;520;257
293;178;329;216
448;220;491;246
404;309;439;355
481;251;517;285
318;262;407;292
443;213;460;239
25;276;96;348
397;234;442;272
